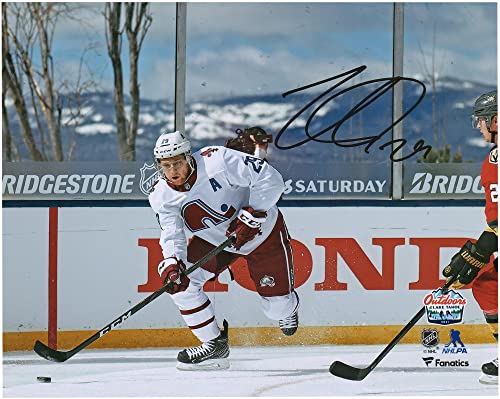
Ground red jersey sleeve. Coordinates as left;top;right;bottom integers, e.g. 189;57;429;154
481;147;498;225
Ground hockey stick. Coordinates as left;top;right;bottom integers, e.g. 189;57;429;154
329;276;457;381
34;235;236;362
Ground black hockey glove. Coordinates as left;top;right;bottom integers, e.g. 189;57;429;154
442;240;490;289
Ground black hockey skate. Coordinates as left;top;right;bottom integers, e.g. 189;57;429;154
479;358;498;385
176;320;230;370
279;291;299;336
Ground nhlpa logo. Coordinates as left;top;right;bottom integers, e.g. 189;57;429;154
140;163;160;195
421;328;439;348
423;289;467;325
442;328;467;354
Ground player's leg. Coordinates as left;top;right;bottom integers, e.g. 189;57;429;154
472;260;498;384
169;236;235;370
245;210;300;336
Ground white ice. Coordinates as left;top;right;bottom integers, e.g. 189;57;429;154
3;344;498;397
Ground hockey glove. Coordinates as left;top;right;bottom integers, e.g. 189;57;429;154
158;257;190;294
442;240;490;289
226;206;267;250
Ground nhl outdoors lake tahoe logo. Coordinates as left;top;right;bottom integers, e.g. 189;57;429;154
423;288;467;325
140;163;160;195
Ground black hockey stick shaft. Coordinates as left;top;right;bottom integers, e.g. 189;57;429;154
329;277;456;381
34;235;236;362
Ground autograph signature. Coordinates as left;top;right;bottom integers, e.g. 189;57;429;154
275;65;432;162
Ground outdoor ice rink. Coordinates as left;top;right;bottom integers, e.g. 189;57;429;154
3;343;498;397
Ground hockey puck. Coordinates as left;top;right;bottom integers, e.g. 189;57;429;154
37;376;51;383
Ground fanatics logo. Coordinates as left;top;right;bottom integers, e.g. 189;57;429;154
422;356;469;368
422;356;434;367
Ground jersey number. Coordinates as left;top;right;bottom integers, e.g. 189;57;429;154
244;156;265;173
490;184;498;203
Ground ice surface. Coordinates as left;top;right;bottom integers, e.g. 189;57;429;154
3;344;498;397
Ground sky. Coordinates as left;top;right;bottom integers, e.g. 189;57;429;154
25;2;499;101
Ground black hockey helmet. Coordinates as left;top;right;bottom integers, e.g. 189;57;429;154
472;90;497;129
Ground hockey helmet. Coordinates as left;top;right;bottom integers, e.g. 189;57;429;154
154;130;191;160
472;90;497;129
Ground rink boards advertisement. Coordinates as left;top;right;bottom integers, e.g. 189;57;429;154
3;205;494;351
2;161;483;200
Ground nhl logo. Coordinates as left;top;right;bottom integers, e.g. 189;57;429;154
421;328;439;348
259;275;275;287
140;163;160;195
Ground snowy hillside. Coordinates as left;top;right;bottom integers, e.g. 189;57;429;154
4;77;495;165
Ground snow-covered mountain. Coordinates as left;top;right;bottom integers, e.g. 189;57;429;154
4;77;495;169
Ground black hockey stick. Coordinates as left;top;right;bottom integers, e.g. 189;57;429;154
34;235;236;362
329;276;456;381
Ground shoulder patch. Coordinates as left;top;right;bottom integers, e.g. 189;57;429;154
489;148;498;164
201;148;219;157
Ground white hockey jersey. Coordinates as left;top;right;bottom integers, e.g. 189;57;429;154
149;146;285;262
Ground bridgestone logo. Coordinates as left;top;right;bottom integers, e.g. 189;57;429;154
3;174;135;195
409;173;483;194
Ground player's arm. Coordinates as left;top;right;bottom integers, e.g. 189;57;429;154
222;147;284;211
222;148;284;249
442;222;498;289
149;191;189;293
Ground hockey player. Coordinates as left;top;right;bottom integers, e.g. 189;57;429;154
225;126;273;159
149;130;298;370
442;90;498;385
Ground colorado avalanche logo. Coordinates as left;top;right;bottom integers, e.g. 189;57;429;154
140;163;160;195
259;275;276;287
182;199;236;232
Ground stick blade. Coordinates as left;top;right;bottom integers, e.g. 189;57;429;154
329;361;370;381
34;340;72;362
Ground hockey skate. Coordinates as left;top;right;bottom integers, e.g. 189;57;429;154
479;358;498;385
176;320;230;370
279;291;299;336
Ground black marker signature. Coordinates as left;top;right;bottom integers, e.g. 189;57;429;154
275;65;431;162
